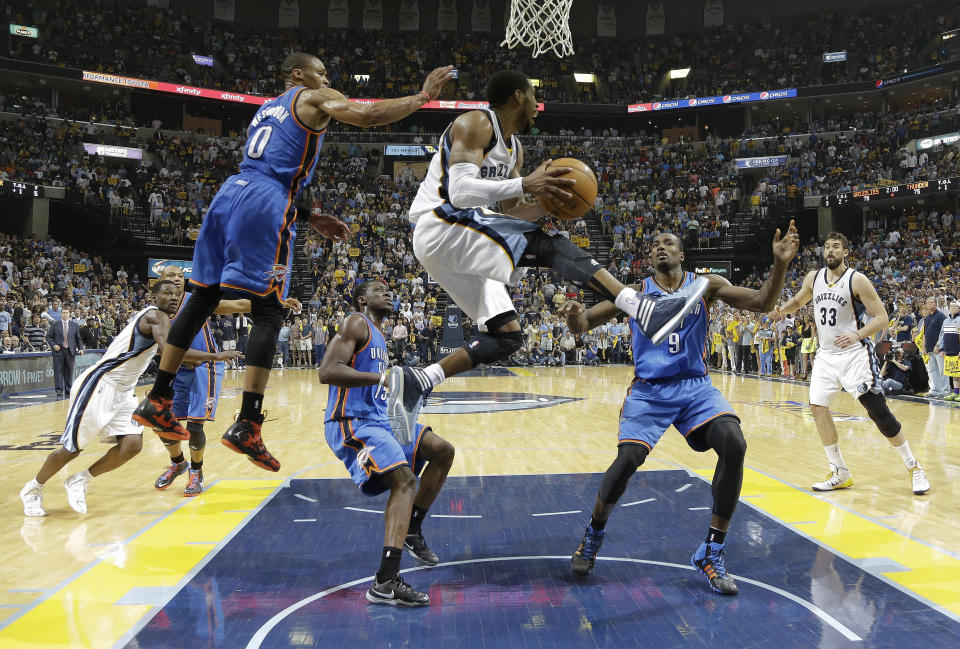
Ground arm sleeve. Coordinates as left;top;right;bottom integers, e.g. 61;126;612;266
447;162;523;209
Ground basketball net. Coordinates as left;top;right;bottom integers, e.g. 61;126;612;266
501;0;574;59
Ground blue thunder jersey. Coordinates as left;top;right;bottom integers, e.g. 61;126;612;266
238;86;326;199
629;272;709;380
324;314;390;422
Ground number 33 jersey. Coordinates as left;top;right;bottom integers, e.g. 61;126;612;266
629;272;710;380
812;267;869;354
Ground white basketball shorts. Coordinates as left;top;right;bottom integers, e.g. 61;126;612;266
808;344;882;407
59;367;142;452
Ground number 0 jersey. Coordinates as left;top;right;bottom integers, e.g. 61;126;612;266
812;267;870;353
629;272;709;380
238;86;326;200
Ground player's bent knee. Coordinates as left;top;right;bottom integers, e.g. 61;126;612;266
118;435;143;459
705;416;746;460
246;297;283;368
523;229;603;288
858;391;901;438
383;466;417;493
167;284;222;349
614;443;650;470
465;321;524;367
187;421;206;452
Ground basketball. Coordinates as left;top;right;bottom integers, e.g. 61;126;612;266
538;157;598;220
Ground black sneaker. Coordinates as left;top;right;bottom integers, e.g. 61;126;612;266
154;460;189;490
365;575;429;607
691;541;738;596
631;276;710;346
404;532;439;566
571;525;606;576
220;414;280;472
386;366;432;445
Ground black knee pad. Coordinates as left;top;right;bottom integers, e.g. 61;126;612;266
166;283;222;349
246;297;283;368
464;312;524;366
702;415;747;459
522;230;611;299
859;391;901;438
598;443;649;504
187;421;206;452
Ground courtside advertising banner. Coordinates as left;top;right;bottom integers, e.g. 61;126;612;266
82;143;143;159
629;88;797;113
735;155;787;169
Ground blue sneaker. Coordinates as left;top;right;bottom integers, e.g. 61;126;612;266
691;541;738;595
386;366;432;445
631;276;709;346
571;525;606;575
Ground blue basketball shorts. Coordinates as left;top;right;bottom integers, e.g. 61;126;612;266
190;173;298;301
172;362;224;422
618;375;738;452
325;417;428;496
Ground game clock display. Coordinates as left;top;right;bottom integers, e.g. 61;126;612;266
0;179;44;198
821;177;958;206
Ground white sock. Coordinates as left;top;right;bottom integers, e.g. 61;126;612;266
893;441;917;468
28;478;42;490
614;287;640;317
422;363;445;387
823;444;846;472
78;469;93;482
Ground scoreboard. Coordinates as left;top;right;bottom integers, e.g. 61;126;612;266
821;177;958;207
0;179;44;198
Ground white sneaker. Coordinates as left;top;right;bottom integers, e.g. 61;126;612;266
812;467;853;491
64;473;89;514
20;480;46;517
910;465;931;495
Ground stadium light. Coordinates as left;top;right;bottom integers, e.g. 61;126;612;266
529;78;542;87
942;28;959;41
573;73;596;83
668;68;691;79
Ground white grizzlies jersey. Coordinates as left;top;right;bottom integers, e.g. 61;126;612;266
812;267;871;353
408;108;520;223
94;306;162;390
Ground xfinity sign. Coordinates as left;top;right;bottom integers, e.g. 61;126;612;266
823;51;847;63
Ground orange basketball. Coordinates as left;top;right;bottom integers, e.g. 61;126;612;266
537;157;598;220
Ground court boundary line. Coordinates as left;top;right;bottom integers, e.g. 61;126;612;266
722;466;960;625
107;460;340;649
242;555;862;648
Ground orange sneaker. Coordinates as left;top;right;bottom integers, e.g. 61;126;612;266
220;414;280;472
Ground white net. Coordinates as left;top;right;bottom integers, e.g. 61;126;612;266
501;0;574;59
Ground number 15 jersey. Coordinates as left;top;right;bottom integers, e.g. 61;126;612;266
812;267;869;353
629;272;709;380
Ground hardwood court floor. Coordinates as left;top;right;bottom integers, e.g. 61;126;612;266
1;366;958;648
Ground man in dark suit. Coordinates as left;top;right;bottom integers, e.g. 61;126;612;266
46;306;84;397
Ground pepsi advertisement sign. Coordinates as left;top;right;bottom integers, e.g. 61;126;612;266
628;88;796;113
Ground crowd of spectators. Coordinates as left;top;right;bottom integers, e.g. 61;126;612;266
4;0;960;104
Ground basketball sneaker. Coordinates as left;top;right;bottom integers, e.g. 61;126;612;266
154;460;189;490
20;479;46;517
183;469;204;497
812;467;853;491
909;464;930;495
404;531;439;566
571;525;606;576
691;541;738;595
386;366;433;445
221;413;280;472
133;395;189;440
629;276;710;346
366;575;429;607
64;472;89;514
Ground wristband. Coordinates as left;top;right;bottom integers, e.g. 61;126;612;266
419;90;432;103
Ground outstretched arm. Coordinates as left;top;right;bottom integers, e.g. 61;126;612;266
557;289;636;334
777;270;817;315
141;311;241;363
299;66;454;129
707;220;799;312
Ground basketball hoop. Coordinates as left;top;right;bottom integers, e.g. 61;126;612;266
501;0;574;59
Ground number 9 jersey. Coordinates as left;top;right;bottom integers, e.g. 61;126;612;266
629;272;710;380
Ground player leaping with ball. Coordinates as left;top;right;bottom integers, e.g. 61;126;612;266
389;69;708;443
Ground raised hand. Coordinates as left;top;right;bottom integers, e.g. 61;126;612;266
523;159;575;203
772;219;800;263
421;66;456;100
282;297;303;314
308;212;350;241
